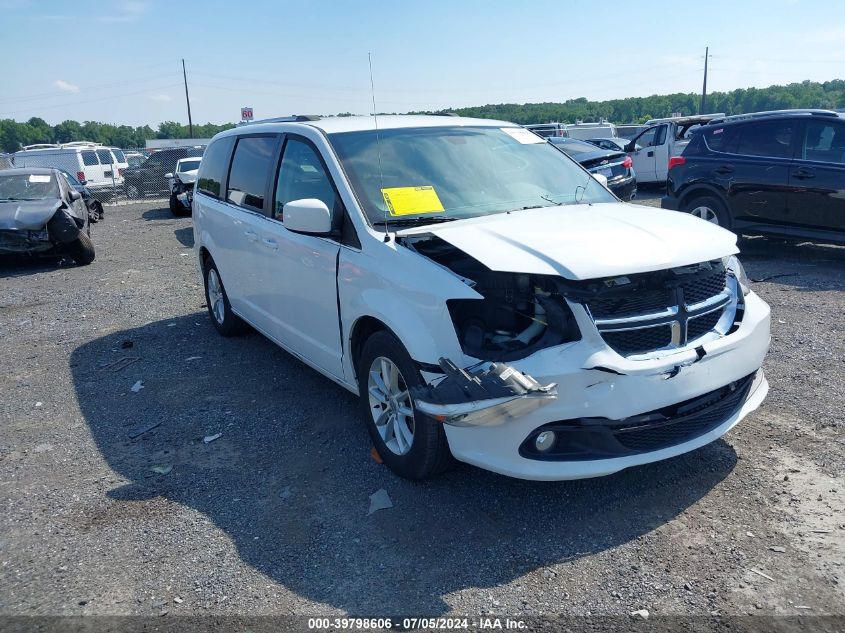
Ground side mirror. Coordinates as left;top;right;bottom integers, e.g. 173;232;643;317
68;190;82;201
592;173;609;189
164;172;173;179
282;198;333;235
624;141;636;152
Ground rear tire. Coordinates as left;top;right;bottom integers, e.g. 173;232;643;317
67;232;96;265
203;257;248;336
357;330;453;480
683;195;731;229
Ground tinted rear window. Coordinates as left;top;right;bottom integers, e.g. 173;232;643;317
226;136;279;211
735;121;795;159
82;151;98;166
196;137;235;199
96;149;112;165
550;138;602;156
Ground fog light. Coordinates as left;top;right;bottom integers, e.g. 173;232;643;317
535;431;556;452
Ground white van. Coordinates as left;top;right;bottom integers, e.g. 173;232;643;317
191;115;770;482
13;142;127;197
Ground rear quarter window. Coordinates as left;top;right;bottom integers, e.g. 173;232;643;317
701;126;740;154
111;149;126;163
196;137;235;199
82;151;99;166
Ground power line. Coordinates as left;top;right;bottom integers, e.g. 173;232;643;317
0;83;184;117
0;73;178;105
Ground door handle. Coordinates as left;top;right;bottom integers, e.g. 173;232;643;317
647;151;654;157
261;238;279;250
714;165;734;176
793;168;815;180
244;230;258;242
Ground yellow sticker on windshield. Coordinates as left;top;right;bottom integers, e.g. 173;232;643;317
381;186;445;216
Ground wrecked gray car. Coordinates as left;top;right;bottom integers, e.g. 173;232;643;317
0;168;95;265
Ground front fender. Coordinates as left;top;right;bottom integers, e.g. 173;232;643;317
349;289;460;365
339;240;480;385
46;208;82;243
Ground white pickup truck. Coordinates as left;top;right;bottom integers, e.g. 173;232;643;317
625;114;723;183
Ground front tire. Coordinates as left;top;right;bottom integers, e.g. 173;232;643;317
684;195;731;229
170;193;188;216
66;232;96;265
203;257;248;336
358;331;452;480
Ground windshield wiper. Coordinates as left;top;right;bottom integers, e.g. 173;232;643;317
372;216;458;228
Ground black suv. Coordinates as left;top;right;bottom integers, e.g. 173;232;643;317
124;146;204;198
662;110;845;243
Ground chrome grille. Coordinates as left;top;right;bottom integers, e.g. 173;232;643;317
682;269;728;305
583;261;734;356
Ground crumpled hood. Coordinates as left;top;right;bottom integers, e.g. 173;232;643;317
176;169;198;185
0;199;62;231
397;202;738;280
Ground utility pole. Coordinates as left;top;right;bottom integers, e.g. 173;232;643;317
182;58;194;138
700;46;709;114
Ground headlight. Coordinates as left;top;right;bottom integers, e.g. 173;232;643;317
723;255;751;296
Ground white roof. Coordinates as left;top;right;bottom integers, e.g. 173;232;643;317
236;115;517;136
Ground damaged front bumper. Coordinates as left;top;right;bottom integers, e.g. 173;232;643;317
412;358;558;427
430;291;771;480
0;228;53;254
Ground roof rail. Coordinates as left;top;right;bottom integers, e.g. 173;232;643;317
59;141;103;148
21;143;60;150
243;114;322;125
707;109;839;125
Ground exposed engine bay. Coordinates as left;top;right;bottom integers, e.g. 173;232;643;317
401;235;742;364
401;235;581;361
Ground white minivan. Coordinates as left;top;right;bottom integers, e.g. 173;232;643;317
13;142;127;197
193;115;771;481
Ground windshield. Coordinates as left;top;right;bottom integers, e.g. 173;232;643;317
179;158;201;171
329;126;614;225
0;173;59;201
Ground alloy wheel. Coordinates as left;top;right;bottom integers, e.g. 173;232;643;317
206;269;225;324
690;205;720;224
367;356;415;456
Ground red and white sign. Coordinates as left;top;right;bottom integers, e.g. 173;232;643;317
241;107;254;121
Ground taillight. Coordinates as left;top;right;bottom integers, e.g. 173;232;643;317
622;156;633;169
118;168;125;177
76;171;85;181
668;156;686;170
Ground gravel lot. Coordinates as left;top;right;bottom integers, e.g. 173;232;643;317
1;197;843;625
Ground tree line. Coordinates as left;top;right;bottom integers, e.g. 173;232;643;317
2;79;843;153
0;119;235;153
438;79;845;125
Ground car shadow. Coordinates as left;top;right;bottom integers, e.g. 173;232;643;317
0;254;71;277
173;227;194;248
70;313;737;615
738;236;845;292
141;207;175;221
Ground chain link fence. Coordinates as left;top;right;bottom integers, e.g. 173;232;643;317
8;143;205;206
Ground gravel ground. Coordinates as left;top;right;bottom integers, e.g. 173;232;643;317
1;198;843;626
